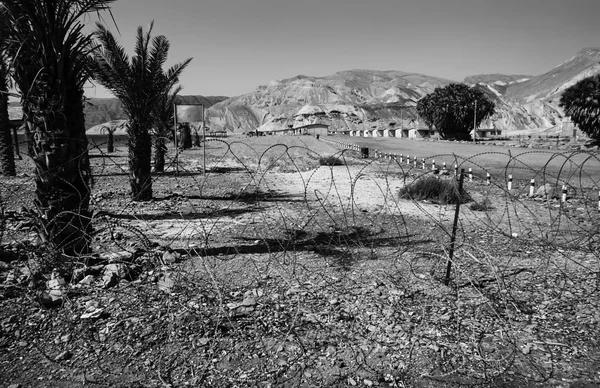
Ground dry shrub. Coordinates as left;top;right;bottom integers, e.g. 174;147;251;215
470;198;493;211
319;156;345;166
399;175;470;204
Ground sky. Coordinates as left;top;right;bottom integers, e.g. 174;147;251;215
85;0;600;99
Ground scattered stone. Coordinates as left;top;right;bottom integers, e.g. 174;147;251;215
80;308;104;319
99;250;134;263
102;271;119;289
54;350;72;361
157;273;175;294
240;297;257;307
104;263;129;279
162;251;180;264
79;275;95;286
71;267;86;283
535;184;555;199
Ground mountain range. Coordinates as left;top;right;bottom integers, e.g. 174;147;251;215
10;48;600;135
203;48;600;134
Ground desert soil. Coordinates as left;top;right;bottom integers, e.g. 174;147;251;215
0;135;599;387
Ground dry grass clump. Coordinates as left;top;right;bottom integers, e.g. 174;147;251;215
470;198;493;211
319;155;345;166
399;175;470;204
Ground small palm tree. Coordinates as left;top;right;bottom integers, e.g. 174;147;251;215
152;85;181;172
560;74;600;145
92;22;192;200
100;121;127;153
2;0;115;255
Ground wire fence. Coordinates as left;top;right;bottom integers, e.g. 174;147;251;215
0;135;599;387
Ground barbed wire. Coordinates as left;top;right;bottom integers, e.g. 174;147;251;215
0;135;599;386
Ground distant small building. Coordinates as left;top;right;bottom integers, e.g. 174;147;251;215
299;123;329;136
474;128;502;138
409;128;439;139
258;122;329;136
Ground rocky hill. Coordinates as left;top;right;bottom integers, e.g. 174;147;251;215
466;48;600;132
205;49;600;134
463;74;531;86
206;70;452;133
10;48;600;135
505;48;600;103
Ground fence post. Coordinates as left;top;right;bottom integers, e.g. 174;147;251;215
529;179;535;197
445;169;465;286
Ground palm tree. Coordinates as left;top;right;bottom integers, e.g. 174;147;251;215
560;74;600;145
92;22;192;200
152;85;181;172
0;16;16;177
0;53;15;176
100;121;127;153
1;0;115;255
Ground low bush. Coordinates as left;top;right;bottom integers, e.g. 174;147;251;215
399;175;470;204
470;198;493;211
319;156;345;166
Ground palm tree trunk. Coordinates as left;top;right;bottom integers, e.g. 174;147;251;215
26;91;92;255
154;136;166;172
128;122;152;201
180;123;192;149
0;63;16;176
107;130;114;153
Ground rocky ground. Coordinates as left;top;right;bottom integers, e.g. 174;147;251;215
0;136;599;387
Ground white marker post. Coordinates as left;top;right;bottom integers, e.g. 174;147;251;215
454;164;458;176
508;175;513;191
468;168;473;182
432;159;436;171
529;179;535;197
561;185;568;203
486;172;491;186
413;156;417;168
422;158;426;169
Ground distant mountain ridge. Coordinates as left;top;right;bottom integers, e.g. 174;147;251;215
205;70;453;133
10;48;600;135
203;48;600;134
463;74;531;86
